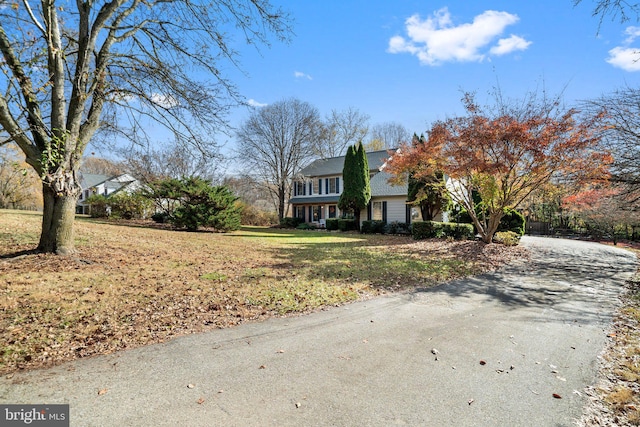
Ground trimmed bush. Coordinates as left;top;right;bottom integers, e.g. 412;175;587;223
325;218;339;231
296;223;316;230
338;218;356;231
86;195;109;218
108;192;152;219
385;221;411;235
440;222;475;240
411;221;435;239
280;217;304;228
361;220;386;234
494;231;520;246
411;220;474;240
498;209;526;236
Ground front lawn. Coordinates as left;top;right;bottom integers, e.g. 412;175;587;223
0;210;526;374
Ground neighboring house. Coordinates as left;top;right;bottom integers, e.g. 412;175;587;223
289;149;445;227
76;172;140;214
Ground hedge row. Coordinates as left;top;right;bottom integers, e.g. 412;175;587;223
360;220;411;235
280;217;305;228
411;221;474;240
453;208;526;236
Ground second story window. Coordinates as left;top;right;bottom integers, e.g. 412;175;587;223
312;179;319;195
328;178;336;193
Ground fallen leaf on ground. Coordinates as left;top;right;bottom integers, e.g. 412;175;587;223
431;348;439;355
197;398;205;404
479;360;486;365
98;388;108;396
553;393;562;399
468;399;474;405
187;384;195;389
259;365;266;369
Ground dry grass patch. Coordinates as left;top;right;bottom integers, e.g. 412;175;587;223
580;245;640;426
0;210;527;375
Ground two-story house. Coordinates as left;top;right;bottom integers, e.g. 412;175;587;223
76;172;140;214
289;149;444;227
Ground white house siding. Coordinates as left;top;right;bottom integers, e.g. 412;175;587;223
386;196;408;223
369;196;407;223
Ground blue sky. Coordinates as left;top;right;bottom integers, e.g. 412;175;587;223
222;0;640;143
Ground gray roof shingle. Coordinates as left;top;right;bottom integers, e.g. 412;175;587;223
299;150;392;177
370;170;407;197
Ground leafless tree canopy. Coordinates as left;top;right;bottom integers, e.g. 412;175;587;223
584;86;640;204
369;122;411;149
121;141;223;184
0;0;291;253
79;156;124;177
315;107;370;159
574;0;640;28
235;98;321;219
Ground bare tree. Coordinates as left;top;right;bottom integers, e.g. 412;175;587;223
80;156;124;177
122;141;223;184
369;122;411;149
236;98;320;220
315;107;370;158
0;0;291;254
574;0;640;27
583;86;640;204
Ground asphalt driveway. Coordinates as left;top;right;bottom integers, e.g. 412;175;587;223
0;236;637;426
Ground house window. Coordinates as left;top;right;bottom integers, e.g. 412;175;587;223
294;206;305;220
328;178;336;194
372;201;383;221
312;206;321;222
312;180;319;195
328;205;337;218
295;181;305;196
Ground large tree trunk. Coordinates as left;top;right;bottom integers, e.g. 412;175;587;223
479;211;504;244
354;207;361;231
38;172;80;254
277;186;286;221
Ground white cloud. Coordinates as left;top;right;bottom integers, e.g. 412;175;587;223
247;99;268;107
624;26;640;43
388;7;530;65
490;35;532;56
294;71;313;80
607;47;640;71
608;26;640;71
150;93;179;108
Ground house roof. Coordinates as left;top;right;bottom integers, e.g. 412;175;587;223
369;170;408;197
298;149;392;177
78;172;139;194
79;173;110;188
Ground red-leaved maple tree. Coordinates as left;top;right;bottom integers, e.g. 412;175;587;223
386;92;611;243
563;187;639;244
